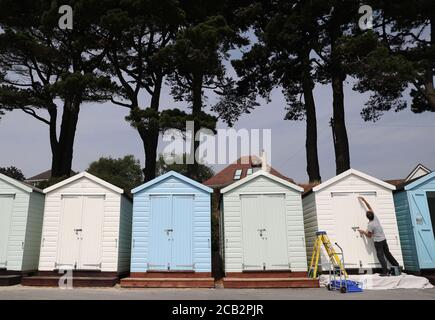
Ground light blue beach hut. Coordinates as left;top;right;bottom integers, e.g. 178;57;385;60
394;171;435;272
0;173;45;285
130;171;213;275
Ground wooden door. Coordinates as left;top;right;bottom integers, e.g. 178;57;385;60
78;195;104;270
0;195;14;268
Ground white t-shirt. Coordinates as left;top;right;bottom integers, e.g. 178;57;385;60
367;216;386;242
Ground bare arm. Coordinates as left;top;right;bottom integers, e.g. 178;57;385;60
358;229;373;238
358;197;373;212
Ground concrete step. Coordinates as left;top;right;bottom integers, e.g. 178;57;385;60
121;277;215;288
21;276;118;287
222;277;319;288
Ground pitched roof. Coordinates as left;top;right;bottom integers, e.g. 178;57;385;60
309;169;396;193
405;163;431;182
43;172;124;194
0;173;43;194
26;169;77;182
221;170;304;194
395;171;435;191
132;171;213;194
384;179;406;187
299;182;321;194
203;156;295;189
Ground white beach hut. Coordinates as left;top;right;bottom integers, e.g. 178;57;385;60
302;169;404;271
22;172;132;287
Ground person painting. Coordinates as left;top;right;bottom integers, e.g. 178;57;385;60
357;197;400;276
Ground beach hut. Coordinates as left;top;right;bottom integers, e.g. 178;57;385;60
22;172;132;287
394;171;435;272
302;169;404;271
220;170;318;288
121;171;214;288
0;173;45;286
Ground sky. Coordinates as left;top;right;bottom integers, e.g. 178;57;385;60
1;72;434;184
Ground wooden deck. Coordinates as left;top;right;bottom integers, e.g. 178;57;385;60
21;271;121;288
222;271;319;288
121;272;215;288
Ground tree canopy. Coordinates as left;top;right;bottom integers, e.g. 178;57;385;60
0;0;116;177
87;155;144;195
0;166;25;181
156;154;214;182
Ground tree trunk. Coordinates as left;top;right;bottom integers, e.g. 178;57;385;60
424;15;435;111
142;131;159;182
186;73;203;180
141;76;163;182
331;74;350;175
301;53;321;183
329;24;351;175
51;99;80;178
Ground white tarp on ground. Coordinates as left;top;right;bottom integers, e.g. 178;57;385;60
319;273;434;290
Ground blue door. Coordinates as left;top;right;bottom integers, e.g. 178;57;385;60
410;192;435;269
148;196;172;270
171;195;194;270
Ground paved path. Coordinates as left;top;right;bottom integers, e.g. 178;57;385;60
0;285;434;300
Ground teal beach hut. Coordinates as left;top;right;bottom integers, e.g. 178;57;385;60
394;171;435;272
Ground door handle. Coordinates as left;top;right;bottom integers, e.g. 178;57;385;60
257;229;266;237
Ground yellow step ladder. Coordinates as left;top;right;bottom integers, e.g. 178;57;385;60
308;231;347;279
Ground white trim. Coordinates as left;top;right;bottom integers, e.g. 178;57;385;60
61;193;106;199
239;192;286;196
0;193;16;198
43;172;124;194
132;171;212;194
312;169;396;192
147;193;196;196
330;191;377;197
405;164;431;182
0;173;39;194
220;170;303;194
